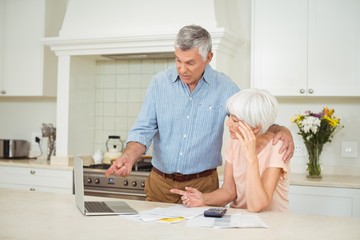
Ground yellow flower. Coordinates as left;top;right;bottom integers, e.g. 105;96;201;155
291;115;302;123
324;116;340;127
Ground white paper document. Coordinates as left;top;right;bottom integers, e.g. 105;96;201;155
136;204;208;223
126;205;268;228
187;213;269;229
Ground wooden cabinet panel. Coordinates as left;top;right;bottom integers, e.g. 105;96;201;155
289;185;360;218
252;0;308;96
307;0;360;96
0;166;73;194
0;0;65;97
252;0;360;96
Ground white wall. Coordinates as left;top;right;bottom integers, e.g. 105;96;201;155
0;98;56;141
278;98;360;176
94;58;175;154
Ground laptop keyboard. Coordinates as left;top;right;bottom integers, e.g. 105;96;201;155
85;201;114;213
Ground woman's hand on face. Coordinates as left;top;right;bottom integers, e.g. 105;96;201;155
170;187;204;207
235;121;257;163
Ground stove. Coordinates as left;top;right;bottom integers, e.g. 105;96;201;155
83;156;152;200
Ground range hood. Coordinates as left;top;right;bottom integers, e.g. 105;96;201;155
102;52;175;60
44;0;242;63
43;0;243;158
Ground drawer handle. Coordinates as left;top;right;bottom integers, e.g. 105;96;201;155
30;170;36;174
308;88;314;94
299;89;305;94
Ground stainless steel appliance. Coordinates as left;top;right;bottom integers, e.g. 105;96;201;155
82;156;152;200
0;139;30;159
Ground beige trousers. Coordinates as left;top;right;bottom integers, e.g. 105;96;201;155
144;169;219;203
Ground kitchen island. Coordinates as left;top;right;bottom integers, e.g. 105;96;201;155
0;189;359;240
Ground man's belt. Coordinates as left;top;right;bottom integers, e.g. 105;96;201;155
152;167;215;182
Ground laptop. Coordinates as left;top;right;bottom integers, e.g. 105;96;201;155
74;157;138;216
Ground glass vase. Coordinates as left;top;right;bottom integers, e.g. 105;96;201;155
304;143;323;179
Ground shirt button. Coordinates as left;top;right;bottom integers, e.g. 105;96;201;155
183;134;187;138
187;115;190;119
179;152;183;156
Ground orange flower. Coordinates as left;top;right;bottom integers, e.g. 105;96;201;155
323;107;334;117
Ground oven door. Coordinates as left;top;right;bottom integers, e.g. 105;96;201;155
84;186;146;201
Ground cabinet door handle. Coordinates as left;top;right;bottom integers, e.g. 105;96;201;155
308;89;314;94
300;89;305;94
30;170;36;174
1;90;6;94
30;188;35;191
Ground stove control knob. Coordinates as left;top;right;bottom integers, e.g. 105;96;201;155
132;181;137;187
87;178;92;184
94;179;100;184
141;182;145;188
123;180;128;186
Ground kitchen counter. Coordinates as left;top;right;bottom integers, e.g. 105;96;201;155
289;173;360;189
0;156;93;170
0;188;359;240
1;158;360;189
0;158;73;170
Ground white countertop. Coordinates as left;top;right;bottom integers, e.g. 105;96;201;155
0;188;359;240
0;156;92;170
0;158;72;170
289;173;360;189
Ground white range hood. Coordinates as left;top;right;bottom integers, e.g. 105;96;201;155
45;0;242;64
43;0;243;158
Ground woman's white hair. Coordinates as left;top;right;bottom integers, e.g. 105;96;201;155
226;88;278;134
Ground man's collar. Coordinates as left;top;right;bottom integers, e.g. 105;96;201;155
172;64;214;84
202;64;213;84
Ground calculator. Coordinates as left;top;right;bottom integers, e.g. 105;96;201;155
203;208;227;218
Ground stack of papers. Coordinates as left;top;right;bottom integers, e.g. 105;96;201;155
187;213;268;228
136;205;207;223
125;204;268;228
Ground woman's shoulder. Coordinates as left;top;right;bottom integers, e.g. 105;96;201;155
257;132;276;152
258;134;285;161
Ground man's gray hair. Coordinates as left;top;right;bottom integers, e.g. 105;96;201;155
174;25;212;61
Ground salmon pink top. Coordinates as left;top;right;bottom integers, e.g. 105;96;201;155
225;138;290;212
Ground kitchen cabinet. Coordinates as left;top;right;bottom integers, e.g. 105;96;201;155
0;0;66;97
289;185;360;218
0;165;73;194
251;0;360;96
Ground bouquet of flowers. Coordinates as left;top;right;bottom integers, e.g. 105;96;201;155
291;107;343;178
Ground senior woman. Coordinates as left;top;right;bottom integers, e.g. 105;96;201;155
171;88;290;212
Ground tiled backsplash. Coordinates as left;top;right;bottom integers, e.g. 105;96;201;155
94;58;175;154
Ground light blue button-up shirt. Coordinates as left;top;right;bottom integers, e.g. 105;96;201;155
126;64;240;174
